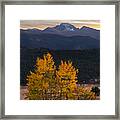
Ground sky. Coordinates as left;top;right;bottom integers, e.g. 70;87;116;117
20;20;100;30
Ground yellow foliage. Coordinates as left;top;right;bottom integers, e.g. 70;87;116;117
56;61;78;99
26;53;98;100
26;53;56;100
77;86;96;100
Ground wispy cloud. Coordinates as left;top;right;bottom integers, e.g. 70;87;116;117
20;20;100;30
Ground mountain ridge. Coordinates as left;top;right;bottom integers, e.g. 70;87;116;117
20;23;100;50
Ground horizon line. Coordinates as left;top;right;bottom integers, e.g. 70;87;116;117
20;20;100;30
20;25;100;31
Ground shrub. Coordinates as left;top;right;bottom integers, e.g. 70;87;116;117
77;87;96;100
91;86;100;96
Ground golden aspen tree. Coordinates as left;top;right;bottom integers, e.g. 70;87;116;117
26;53;56;100
26;53;98;100
56;61;78;100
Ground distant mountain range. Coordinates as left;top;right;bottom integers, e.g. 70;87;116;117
20;23;100;50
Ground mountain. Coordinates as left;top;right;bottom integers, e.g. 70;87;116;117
21;32;99;50
79;26;100;40
20;23;100;50
42;23;99;39
51;23;78;31
20;28;42;34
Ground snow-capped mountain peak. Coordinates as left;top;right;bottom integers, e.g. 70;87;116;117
54;23;76;31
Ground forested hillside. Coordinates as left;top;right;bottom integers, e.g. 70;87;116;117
20;48;100;85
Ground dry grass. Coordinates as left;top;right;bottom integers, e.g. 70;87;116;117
20;86;28;100
20;84;100;100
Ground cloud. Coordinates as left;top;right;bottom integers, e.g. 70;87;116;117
20;20;100;30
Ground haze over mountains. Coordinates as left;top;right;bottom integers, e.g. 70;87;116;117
20;23;100;50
